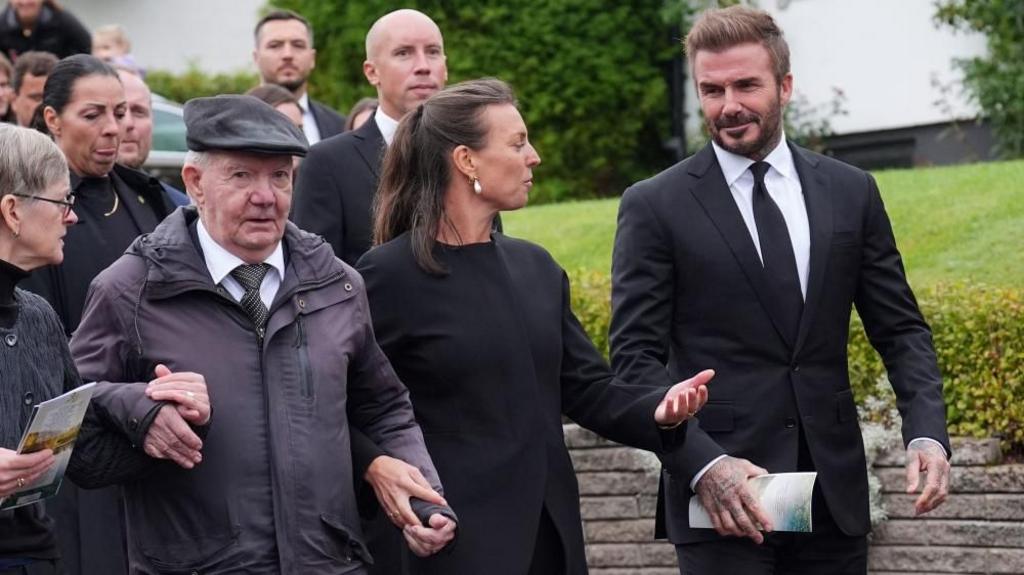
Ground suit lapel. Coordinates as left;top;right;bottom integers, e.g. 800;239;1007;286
791;144;833;354
687;144;798;350
353;120;385;178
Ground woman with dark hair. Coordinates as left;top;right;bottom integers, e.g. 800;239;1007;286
344;97;376;132
22;54;175;334
0;123;78;574
19;54;175;575
357;78;712;574
0;1;91;61
246;83;303;129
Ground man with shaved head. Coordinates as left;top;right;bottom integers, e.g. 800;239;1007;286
292;8;447;265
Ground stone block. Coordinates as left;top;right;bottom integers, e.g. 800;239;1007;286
869;545;1024;573
872;519;1024;547
580;496;639;520
578;471;661;496
585;519;655;543
874;438;1002;467
881;493;1024;521
585;543;642;567
564;423;618;449
876;465;1024;494
590;569;678;575
571;447;660;472
639;542;678;566
639;494;660;518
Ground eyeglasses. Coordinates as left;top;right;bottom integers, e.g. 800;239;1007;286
11;193;76;217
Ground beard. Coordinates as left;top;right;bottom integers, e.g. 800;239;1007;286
273;77;305;93
707;92;784;160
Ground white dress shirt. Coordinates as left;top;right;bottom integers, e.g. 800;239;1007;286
374;107;400;146
688;137;945;490
197;219;285;309
298;92;322;146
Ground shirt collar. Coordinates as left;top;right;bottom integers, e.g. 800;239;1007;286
296;92;310;112
196;219;285;285
374;107;400;146
711;131;796;186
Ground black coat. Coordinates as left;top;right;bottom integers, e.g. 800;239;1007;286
610;142;950;544
293;118;383;265
357;233;682;574
309;98;346;141
0;4;90;61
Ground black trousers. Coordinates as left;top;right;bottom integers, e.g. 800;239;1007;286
0;559;60;575
676;428;868;575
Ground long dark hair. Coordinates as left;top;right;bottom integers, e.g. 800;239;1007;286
31;54;120;134
373;78;517;275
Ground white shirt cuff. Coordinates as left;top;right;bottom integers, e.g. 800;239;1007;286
689;454;728;491
908;437;948;458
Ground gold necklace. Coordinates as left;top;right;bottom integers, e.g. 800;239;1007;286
103;188;119;217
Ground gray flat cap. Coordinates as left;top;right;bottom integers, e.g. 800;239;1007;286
184;94;309;156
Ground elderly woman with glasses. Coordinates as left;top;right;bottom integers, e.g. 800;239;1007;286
0;123;78;573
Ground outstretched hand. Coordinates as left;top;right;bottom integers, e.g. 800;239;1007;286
655;369;713;427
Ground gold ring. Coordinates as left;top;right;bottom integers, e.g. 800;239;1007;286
16;477;25;488
389;511;399;518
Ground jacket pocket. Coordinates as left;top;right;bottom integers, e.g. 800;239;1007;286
294;315;314;400
321;513;374;565
697;401;735;432
835;389;858;423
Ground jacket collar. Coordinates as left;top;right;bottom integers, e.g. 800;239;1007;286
128;206;345;301
352;116;386;178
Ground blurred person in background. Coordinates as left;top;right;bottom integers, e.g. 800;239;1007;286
9;50;53;126
253;9;344;145
247;83;306;176
92;24;141;76
0;0;90;61
0;52;13;122
115;68;187;205
344;97;376;132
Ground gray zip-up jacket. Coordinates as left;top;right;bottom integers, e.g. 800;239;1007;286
69;207;443;574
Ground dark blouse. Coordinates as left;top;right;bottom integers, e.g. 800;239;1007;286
20;169;165;335
356;232;679;575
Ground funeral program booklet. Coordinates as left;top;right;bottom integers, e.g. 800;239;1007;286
688;471;817;532
0;382;96;510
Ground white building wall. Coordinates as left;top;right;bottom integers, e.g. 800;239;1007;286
687;0;988;138
62;0;264;74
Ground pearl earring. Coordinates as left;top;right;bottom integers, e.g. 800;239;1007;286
472;178;483;195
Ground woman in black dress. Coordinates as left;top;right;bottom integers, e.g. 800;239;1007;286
356;78;713;574
0;0;91;62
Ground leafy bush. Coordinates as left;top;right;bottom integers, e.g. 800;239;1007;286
146;64;259;104
935;0;1024;158
270;0;679;202
568;271;1024;450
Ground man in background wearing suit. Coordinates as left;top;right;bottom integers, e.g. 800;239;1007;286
610;6;951;574
292;9;447;265
253;9;345;145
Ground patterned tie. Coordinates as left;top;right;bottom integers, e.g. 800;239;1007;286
230;263;271;332
750;161;803;342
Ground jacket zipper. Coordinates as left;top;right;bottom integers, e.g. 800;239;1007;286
293;315;313;399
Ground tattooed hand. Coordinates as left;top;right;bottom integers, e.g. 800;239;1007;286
694;456;773;543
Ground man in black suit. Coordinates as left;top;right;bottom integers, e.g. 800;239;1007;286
292;9;447;265
610;6;951;573
253;9;345;145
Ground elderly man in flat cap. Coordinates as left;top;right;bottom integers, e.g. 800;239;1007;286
67;95;456;574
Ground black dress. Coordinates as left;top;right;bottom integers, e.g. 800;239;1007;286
356;232;683;575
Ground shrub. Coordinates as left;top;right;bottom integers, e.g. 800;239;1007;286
270;0;678;202
568;271;1024;451
146;64;259;104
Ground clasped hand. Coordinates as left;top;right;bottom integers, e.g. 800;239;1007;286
365;455;455;556
142;363;211;469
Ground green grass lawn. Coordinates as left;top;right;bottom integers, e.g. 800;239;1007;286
503;159;1024;288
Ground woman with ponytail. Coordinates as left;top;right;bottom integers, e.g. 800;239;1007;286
356;78;713;574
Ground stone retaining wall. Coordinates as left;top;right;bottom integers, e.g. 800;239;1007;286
565;425;1024;575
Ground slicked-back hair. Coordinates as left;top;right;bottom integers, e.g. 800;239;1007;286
374;78;517;275
254;9;313;47
32;54;119;134
0;123;69;210
685;5;790;83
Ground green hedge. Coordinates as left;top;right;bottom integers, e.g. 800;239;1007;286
270;0;679;203
146;65;259;105
569;271;1024;451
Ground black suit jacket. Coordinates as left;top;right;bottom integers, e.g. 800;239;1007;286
610;142;949;543
292;118;384;264
309;98;347;141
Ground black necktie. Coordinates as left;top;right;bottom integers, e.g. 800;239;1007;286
230;263;271;332
750;161;803;342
